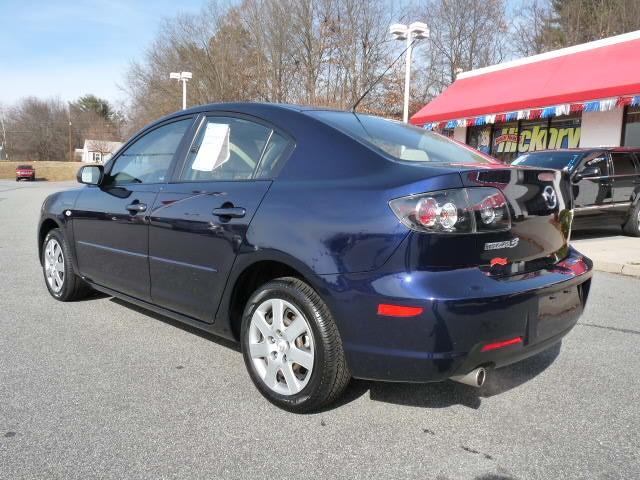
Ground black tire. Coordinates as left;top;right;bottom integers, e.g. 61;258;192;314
42;228;91;301
622;202;640;237
241;277;350;413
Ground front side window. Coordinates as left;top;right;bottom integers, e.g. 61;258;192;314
611;152;637;175
106;118;192;185
581;155;609;177
180;117;280;181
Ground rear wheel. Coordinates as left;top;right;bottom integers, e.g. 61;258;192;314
241;277;350;412
622;202;640;237
42;228;91;301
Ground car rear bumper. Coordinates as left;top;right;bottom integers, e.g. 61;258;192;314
322;246;593;383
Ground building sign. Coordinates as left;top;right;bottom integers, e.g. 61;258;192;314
493;124;581;154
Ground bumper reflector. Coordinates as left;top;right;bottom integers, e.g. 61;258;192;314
377;304;424;317
481;336;523;352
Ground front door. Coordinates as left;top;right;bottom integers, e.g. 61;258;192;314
148;115;291;322
73;117;193;301
573;154;612;208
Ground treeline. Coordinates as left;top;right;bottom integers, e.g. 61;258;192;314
124;0;640;130
1;95;123;162
3;0;640;161
124;0;508;128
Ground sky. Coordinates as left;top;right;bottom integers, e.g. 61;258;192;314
0;0;205;106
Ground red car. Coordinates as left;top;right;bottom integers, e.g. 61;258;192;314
16;164;35;181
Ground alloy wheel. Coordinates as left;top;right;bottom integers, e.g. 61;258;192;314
44;238;65;293
248;298;315;396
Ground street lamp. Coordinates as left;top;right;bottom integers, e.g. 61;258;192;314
390;22;429;123
170;71;193;110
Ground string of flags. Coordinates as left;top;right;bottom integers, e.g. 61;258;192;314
423;95;640;131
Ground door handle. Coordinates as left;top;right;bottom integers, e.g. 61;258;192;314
212;206;246;218
126;202;147;213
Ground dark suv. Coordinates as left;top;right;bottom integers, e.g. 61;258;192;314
513;148;640;236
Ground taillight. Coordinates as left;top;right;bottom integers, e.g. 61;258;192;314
389;187;511;234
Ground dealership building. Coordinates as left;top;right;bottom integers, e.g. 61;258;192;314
410;31;640;162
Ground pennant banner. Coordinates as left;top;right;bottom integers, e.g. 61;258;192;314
422;95;639;130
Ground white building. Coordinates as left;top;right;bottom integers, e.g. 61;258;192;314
81;139;123;163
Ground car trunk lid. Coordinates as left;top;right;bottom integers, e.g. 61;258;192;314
460;166;573;273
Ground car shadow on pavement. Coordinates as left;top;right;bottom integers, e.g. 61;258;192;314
106;295;560;412
109;297;241;352
331;342;562;411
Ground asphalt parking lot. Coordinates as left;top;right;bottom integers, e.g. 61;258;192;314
1;180;638;479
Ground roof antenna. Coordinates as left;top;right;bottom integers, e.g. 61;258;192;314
351;38;419;114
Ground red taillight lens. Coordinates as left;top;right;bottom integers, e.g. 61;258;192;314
416;197;438;227
389;187;511;234
377;304;424;317
480;336;523;352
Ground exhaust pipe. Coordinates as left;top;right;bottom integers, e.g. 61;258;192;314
451;367;487;388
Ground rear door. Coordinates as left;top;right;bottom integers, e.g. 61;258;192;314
610;151;638;205
148;114;293;322
73;117;194;301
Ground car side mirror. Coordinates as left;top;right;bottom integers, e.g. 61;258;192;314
77;165;104;185
574;166;600;182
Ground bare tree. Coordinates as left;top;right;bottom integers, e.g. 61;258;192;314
5;97;68;161
122;0;408;130
512;0;555;57
415;0;508;97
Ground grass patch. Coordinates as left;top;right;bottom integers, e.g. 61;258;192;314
0;161;91;182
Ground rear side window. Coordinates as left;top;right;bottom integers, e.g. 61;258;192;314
581;155;609;176
180;117;289;181
107;118;192;185
308;110;496;165
611;152;637;175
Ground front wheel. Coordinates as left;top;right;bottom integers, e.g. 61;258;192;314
241;277;350;412
42;228;91;301
622;202;640;237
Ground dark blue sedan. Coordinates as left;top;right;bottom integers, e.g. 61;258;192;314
38;103;593;412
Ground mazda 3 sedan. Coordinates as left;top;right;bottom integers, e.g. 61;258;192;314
38;103;593;412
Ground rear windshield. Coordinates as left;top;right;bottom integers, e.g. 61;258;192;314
512;152;586;170
17;165;33;169
309;111;496;165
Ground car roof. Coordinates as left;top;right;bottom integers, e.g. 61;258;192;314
162;102;341;119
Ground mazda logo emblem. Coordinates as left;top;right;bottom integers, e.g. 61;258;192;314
542;185;557;209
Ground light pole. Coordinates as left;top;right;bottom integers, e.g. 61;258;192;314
0;107;7;160
389;22;429;123
170;71;193;110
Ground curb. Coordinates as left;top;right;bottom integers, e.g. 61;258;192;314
592;260;640;279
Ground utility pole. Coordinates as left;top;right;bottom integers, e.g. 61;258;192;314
68;104;73;162
0;108;7;160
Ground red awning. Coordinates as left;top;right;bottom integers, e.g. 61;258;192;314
411;33;640;125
